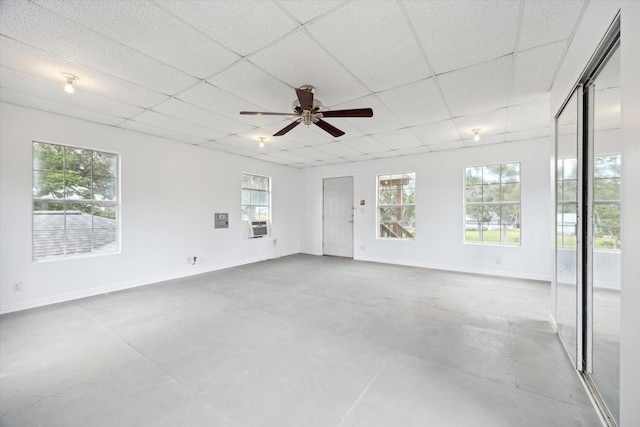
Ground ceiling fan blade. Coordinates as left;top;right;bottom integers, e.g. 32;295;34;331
295;88;314;111
273;120;301;136
315;119;345;137
240;111;299;116
320;108;373;118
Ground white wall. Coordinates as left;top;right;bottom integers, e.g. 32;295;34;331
0;103;303;314
301;137;551;281
550;1;640;425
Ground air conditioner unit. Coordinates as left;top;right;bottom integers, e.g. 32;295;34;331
248;221;269;238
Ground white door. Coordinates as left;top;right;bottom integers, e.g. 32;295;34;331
323;177;353;257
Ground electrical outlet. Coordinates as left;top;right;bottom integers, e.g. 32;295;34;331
495;256;502;265
12;281;22;292
272;238;277;246
360;245;365;251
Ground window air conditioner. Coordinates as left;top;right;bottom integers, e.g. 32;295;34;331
248;221;269;238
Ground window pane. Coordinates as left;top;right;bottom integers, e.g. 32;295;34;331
563;158;577;179
483;165;501;184
593;203;620;250
65;203;93;255
93;151;118;178
242;189;250;205
466;185;482;203
501;163;520;183
501;205;520;244
241;206;250;221
65;171;92;200
33;142;64;172
465;205;486;242
594;155;620;178
93;177;117;201
466;167;482;185
33;202;65;259
483;183;500;203
501;183;520;202
259;190;268;205
33;171;65;199
250;189;261;205
563;180;577;202
594;178;620;201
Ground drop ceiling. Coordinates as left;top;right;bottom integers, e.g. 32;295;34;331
0;0;588;168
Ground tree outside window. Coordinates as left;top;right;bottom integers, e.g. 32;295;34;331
378;172;415;239
32;141;119;260
465;163;520;245
242;174;270;221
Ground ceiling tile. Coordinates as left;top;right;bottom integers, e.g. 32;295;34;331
279;1;346;25
177;82;267;120
153;98;254;134
506;100;550;133
394;145;432;156
0;87;124;126
453;108;508;139
405;0;519;74
232;129;306;152
0;1;198;94
407;119;460;146
519;0;586;50
156;0;297;56
249;31;369;106
506;128;551;142
0;36;167;108
313;142;361;158
463;133;506;147
206;136;262;157
0;66;144;118
267;149;314;164
286;147;337;161
207;60;295;112
133;110;228;140
438;56;513;117
306;1;430;92
341;136;393;154
333;95;404;134
33;0;241;79
119;120;208;145
511;41;566;105
370;129;422;150
376;78;450;127
427;140;465;152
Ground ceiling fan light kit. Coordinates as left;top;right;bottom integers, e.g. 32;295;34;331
240;85;373;138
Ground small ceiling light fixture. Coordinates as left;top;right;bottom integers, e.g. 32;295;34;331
472;128;481;142
61;73;78;94
258;136;266;148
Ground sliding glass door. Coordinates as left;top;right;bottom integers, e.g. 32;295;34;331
555;25;620;426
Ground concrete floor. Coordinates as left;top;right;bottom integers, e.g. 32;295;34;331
0;254;601;426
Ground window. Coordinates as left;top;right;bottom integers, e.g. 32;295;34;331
241;174;270;221
32;141;119;260
465;163;520;245
593;155;621;250
556;157;577;248
557;155;621;250
378;172;415;239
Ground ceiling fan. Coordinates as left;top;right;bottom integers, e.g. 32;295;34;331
240;85;373;137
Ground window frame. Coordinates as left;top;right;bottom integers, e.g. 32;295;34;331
464;162;521;246
376;172;416;240
32;140;120;261
241;173;271;222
